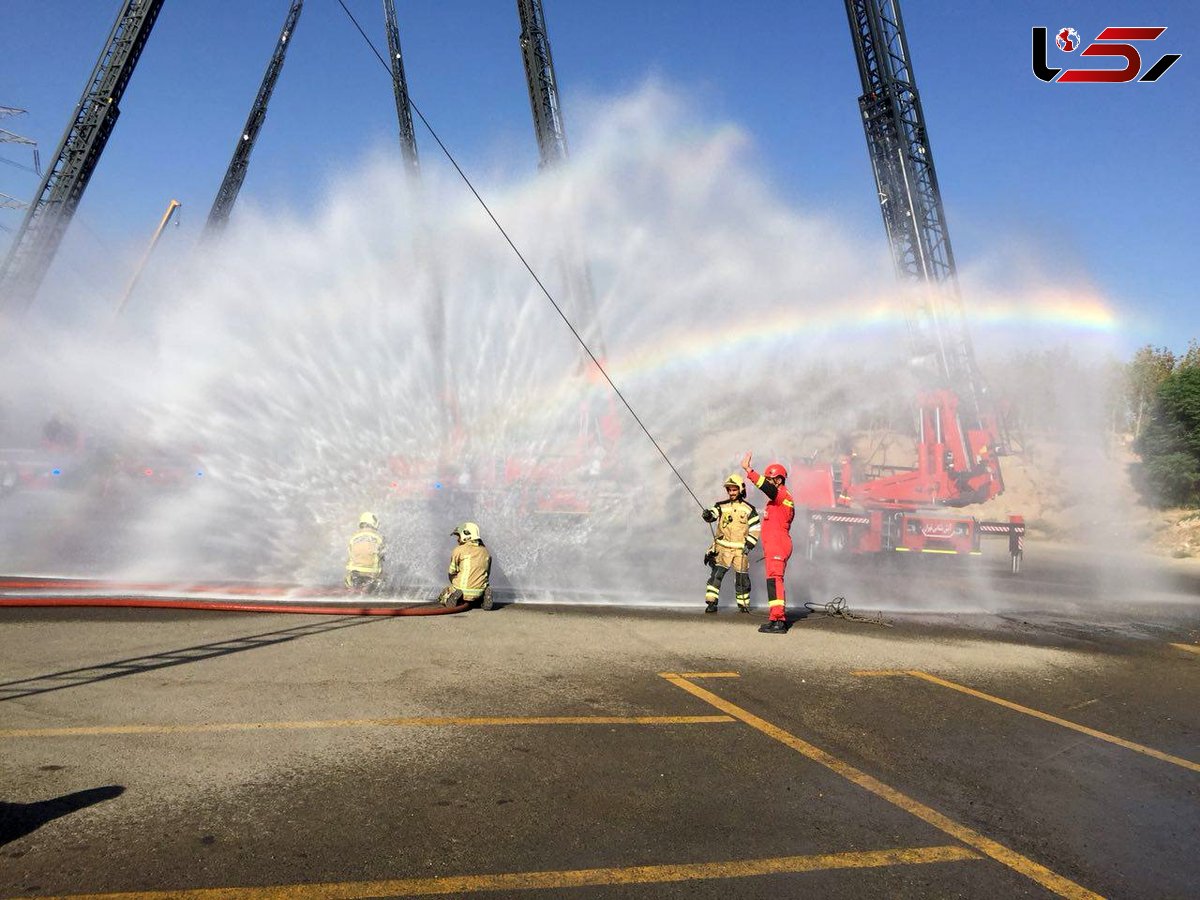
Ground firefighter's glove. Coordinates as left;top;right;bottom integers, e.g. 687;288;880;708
701;509;716;523
703;550;717;568
744;543;755;553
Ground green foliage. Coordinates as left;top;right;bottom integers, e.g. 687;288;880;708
1126;344;1176;439
1134;366;1200;506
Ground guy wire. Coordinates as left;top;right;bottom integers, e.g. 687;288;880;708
334;0;705;510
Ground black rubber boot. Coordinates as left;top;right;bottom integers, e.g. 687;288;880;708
481;588;494;611
704;601;718;614
758;619;787;634
737;603;751;614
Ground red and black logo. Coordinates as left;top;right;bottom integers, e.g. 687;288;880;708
1033;26;1181;83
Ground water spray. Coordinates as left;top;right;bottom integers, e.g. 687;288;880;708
334;0;705;512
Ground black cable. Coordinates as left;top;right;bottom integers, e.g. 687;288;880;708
332;0;705;510
803;596;891;627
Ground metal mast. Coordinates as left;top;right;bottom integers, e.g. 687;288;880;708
115;198;179;317
205;0;303;233
844;0;984;422
516;0;569;169
383;0;419;174
515;0;606;363
0;0;165;314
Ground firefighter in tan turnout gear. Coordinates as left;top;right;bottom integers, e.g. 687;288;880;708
438;522;494;610
701;474;761;613
345;512;386;592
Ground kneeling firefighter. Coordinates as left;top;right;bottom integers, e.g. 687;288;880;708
701;473;760;613
345;511;386;592
438;521;494;610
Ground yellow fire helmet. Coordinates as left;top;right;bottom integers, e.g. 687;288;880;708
452;521;481;543
724;473;745;491
359;511;379;529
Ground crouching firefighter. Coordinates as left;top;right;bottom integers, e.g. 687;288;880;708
701;473;760;614
345;511;386;592
438;521;494;610
741;452;794;634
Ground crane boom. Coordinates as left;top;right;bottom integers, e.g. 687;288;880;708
844;0;984;425
383;0;419;174
0;0;165;314
515;0;606;366
205;0;303;233
516;0;569;169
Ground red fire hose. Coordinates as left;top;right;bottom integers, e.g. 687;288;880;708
0;576;468;616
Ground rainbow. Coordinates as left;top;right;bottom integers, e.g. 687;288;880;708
603;284;1122;384
474;284;1124;432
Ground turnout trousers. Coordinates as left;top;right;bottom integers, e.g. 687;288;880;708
762;534;792;622
705;545;751;609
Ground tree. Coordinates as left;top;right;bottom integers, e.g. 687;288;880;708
1134;367;1200;506
1126;345;1176;439
1179;338;1200;372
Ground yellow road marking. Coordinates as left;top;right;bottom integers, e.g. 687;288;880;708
678;671;740;678
24;846;979;899
1170;642;1200;655
661;673;1101;900
0;715;734;739
860;670;1200;774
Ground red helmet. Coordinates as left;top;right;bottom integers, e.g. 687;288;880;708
764;462;788;480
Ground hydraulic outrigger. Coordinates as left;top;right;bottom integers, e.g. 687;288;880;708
791;0;1024;571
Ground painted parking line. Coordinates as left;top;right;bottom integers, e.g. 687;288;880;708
661;672;1101;900
1170;642;1200;655
15;846;980;899
852;669;1200;774
679;671;741;678
0;714;734;739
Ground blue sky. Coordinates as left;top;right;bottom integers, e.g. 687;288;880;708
1;0;1196;353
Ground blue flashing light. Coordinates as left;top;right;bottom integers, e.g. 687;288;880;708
195;471;204;477
51;468;62;476
434;482;443;490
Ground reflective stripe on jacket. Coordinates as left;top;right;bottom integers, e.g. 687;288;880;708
747;468;795;542
450;541;492;598
346;527;384;575
704;498;760;550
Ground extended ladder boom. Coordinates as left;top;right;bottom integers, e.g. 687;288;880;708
383;0;419;174
516;0;569;169
0;0;165;314
844;0;984;424
205;0;303;233
515;0;606;366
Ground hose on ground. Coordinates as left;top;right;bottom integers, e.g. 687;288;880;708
803;596;891;627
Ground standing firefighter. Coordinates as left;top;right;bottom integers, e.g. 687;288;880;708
438;521;494;610
701;473;760;614
741;452;794;634
345;511;386;592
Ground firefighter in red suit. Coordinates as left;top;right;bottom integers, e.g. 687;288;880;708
741;451;793;634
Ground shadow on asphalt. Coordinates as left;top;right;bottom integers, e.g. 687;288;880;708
0;616;381;702
0;786;125;847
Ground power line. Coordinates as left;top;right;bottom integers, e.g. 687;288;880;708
333;0;704;510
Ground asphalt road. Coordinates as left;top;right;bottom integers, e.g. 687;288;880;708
2;544;1199;900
